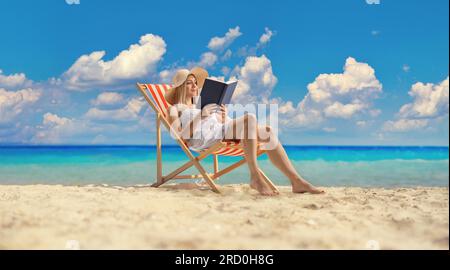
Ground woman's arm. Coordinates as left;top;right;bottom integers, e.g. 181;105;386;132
167;105;203;140
168;104;220;140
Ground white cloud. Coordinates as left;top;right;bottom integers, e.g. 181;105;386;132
382;76;449;132
258;27;275;46
402;64;410;72
0;69;33;89
307;57;382;103
323;102;365;119
383;119;429;132
279;103;324;128
0;88;41;124
197;52;218;68
186;52;219;71
42;112;71;126
158;67;181;84
85;97;146;122
221;66;230;76
399;77;449;118
207;26;242;51
356;121;367;127
32;98;152;143
278;57;382;128
221;49;232;61
236;45;256;58
62;34;166;90
238;27;276;58
278;100;295;114
231;55;278;104
33;113;80;143
91;92;124;106
366;0;381;5
33;112;108;144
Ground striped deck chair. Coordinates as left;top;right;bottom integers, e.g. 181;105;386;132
136;83;278;194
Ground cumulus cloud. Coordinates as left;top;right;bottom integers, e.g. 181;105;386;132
85;97;146;122
277;99;324;128
33;113;79;143
42;112;71;126
91;92;125;106
231;55;278;104
62;34;166;90
207;26;242;51
382;76;449;132
278;57;382;128
32;112;108;144
0;88;41;124
32;96;151;143
323;102;365;119
398;77;449;119
306;57;382;103
197;52;218;68
0;70;33;89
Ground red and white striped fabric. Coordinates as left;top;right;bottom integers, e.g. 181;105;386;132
143;84;245;157
213;141;244;156
144;84;172;118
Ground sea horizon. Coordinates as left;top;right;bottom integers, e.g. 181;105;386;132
1;145;448;188
1;144;449;147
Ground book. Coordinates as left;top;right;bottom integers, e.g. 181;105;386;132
196;78;238;110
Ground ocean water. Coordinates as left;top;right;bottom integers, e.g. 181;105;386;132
0;145;448;187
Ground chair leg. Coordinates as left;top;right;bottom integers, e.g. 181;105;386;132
213;154;219;174
212;150;265;180
155;114;163;186
257;168;280;193
191;159;220;193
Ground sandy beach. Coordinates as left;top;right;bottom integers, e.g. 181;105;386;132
0;184;448;250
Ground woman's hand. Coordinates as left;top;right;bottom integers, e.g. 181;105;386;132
201;104;219;118
219;104;228;123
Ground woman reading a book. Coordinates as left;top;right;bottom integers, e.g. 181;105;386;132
166;67;324;196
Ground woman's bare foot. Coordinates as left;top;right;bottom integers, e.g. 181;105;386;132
250;172;277;196
292;178;325;194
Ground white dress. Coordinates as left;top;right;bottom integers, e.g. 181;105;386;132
179;106;232;151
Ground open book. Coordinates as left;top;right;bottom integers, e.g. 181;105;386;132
196;78;238;110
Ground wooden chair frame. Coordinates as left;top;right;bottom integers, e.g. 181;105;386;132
137;83;278;194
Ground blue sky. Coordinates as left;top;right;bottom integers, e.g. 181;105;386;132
0;0;448;145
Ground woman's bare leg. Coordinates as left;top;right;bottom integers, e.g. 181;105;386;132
224;114;276;196
258;125;324;194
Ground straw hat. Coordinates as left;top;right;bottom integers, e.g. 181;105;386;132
165;67;208;104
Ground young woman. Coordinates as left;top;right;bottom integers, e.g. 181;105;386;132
166;67;324;196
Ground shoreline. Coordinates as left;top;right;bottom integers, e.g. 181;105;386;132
0;184;448;249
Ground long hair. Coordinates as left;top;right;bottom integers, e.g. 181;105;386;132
172;74;198;105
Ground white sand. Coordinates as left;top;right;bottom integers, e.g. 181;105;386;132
0;184;448;249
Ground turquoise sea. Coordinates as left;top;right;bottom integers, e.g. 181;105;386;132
0;145;448;187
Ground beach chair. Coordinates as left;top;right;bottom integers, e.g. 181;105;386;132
136;83;279;194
